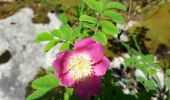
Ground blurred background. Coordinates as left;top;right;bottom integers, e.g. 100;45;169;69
0;0;170;100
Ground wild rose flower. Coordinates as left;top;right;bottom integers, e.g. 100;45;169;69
52;37;110;99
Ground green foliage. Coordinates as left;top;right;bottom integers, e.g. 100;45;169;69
106;2;127;10
36;32;53;43
83;0;103;13
125;55;158;74
60;25;73;42
100;21;120;36
32;0;170;100
60;42;70;51
26;90;47;100
103;10;124;24
93;32;107;45
166;69;170;76
32;75;59;91
46;67;54;75
125;56;137;66
51;29;62;38
44;39;59;52
80;15;98;24
26;75;59;100
144;80;156;90
167;78;170;90
59;13;68;25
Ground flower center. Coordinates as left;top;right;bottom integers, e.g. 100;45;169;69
68;54;93;81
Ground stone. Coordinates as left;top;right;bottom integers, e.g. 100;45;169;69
0;8;61;100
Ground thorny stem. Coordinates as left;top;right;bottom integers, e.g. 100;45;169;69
94;14;102;34
123;0;132;30
132;35;142;55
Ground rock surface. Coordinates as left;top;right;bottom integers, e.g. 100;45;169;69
0;8;61;100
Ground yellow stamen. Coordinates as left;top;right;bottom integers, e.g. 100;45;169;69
68;54;93;81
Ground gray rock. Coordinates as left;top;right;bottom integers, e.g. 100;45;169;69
0;8;61;100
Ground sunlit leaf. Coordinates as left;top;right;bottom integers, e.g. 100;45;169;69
44;39;59;52
82;22;96;28
64;93;69;100
93;32;107;45
103;10;124;24
124;56;137;67
59;13;68;24
140;55;155;63
100;21;119;36
36;32;53;43
26;90;47;100
32;75;59;91
60;25;73;41
80;15;98;24
144;80;156;90
106;2;127;10
51;29;62;38
60;42;70;51
83;0;103;13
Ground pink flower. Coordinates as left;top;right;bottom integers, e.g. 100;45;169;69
52;37;110;99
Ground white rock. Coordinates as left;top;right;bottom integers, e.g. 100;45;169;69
0;8;61;100
110;57;124;69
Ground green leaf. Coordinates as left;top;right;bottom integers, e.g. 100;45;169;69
44;39;59;52
26;90;47;100
36;32;53;43
80;15;98;24
93;32;107;45
64;93;69;100
32;75;59;91
82;22;96;28
59;13;68;24
83;0;103;13
147;67;157;76
144;80;156;90
124;56;137;66
78;30;90;39
166;69;170;76
103;11;124;24
60;25;73;41
66;88;74;96
46;67;54;75
51;29;62;38
167;78;170;90
136;76;146;83
60;42;70;51
73;25;82;38
100;21;119;36
140;55;154;63
106;2;127;10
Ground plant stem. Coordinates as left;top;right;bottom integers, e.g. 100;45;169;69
132;35;142;55
94;15;102;34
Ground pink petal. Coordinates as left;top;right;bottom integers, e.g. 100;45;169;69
75;75;101;98
59;71;75;87
93;57;110;76
74;37;95;50
52;50;72;76
74;42;104;63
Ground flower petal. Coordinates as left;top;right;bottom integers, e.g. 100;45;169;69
52;50;72;76
74;42;104;63
59;71;75;87
74;37;96;50
93;57;110;76
75;75;101;98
